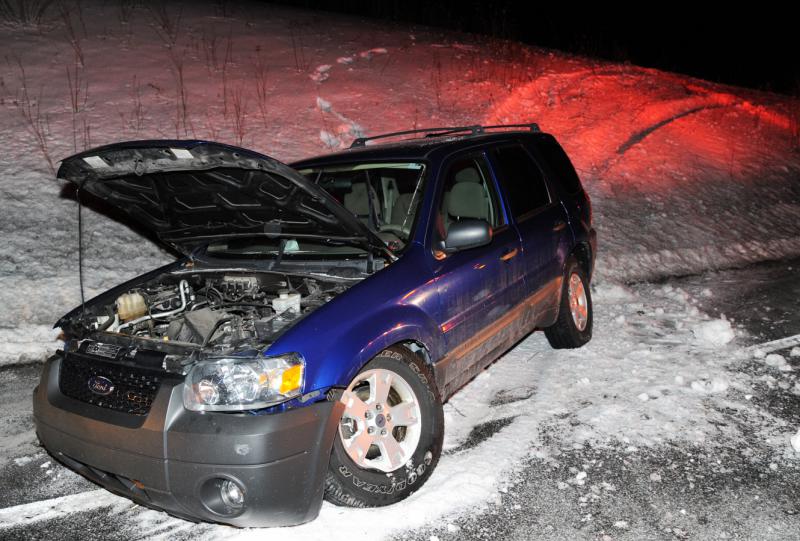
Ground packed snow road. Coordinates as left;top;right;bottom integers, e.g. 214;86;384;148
1;259;798;541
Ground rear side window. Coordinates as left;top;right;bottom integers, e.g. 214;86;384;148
532;136;582;195
491;145;550;219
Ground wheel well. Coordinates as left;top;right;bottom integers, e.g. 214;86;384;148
572;242;592;278
397;340;433;366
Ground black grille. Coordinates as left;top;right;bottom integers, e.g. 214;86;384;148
59;354;167;416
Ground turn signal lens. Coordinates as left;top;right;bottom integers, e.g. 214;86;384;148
279;364;304;394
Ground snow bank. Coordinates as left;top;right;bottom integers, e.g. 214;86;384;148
0;325;62;364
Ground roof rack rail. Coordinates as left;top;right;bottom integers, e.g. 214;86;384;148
349;123;540;148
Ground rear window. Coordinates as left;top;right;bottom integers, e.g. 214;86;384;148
531;136;582;195
490;145;550;219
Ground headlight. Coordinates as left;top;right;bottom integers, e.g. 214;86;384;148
183;353;305;412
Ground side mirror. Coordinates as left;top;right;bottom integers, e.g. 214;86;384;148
443;219;492;253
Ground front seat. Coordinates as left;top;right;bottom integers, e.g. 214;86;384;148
390;192;415;229
344;183;379;224
444;167;489;231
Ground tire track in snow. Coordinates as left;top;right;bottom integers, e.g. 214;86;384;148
0;489;130;530
615;103;732;155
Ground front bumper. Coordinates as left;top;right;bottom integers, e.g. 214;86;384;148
33;353;343;527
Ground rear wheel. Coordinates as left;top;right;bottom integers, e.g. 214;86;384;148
544;257;593;348
325;347;443;507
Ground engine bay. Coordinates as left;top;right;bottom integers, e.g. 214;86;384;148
76;271;350;353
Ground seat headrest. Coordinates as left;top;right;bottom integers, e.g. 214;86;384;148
344;183;370;215
453;167;481;184
447;181;487;220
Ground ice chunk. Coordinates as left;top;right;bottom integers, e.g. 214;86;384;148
316;97;332;112
764;353;792;371
791;429;800;453
692;319;734;347
690;378;729;394
14;456;34;466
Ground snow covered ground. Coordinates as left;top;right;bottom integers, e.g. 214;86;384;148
0;2;799;539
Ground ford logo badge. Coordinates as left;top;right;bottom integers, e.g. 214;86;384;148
88;376;115;396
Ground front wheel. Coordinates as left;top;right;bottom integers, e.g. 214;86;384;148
324;347;444;507
544;257;593;349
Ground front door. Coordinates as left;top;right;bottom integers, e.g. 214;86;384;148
429;153;526;398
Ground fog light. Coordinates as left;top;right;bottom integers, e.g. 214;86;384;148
219;479;245;510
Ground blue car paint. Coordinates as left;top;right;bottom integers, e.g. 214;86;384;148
270;135;592;398
266;245;445;393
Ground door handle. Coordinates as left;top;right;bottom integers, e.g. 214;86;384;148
500;247;519;262
553;221;567;232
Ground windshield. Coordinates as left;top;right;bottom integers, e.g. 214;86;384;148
205;162;426;259
300;162;427;251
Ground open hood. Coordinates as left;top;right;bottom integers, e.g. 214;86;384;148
57;140;389;257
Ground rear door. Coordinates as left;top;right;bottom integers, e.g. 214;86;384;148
429;152;526;397
488;144;572;327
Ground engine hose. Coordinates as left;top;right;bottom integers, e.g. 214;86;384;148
202;316;234;348
118;279;189;331
96;306;116;332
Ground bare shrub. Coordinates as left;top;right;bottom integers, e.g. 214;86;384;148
16;59;55;174
469;37;538;90
171;56;188;137
430;50;444;112
117;75;145;135
130;75;144;133
220;31;233;117
254;48;269;128
118;0;137;26
148;1;181;48
230;86;247;146
213;0;234;18
202;111;220;141
66;54;88;151
82;117;91;149
58;1;84;66
0;0;54;27
288;21;308;72
201;30;220;73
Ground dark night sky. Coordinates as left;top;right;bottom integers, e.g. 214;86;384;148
276;1;799;95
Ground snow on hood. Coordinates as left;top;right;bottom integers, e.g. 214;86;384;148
56;140;388;256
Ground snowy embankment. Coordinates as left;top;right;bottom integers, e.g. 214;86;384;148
1;2;798;366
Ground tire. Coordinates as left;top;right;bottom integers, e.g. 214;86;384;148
544;256;593;349
324;346;444;507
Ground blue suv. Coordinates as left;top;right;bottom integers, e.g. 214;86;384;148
33;124;596;526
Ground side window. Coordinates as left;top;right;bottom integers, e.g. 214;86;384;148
491;145;550;219
531;136;582;195
437;156;504;238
